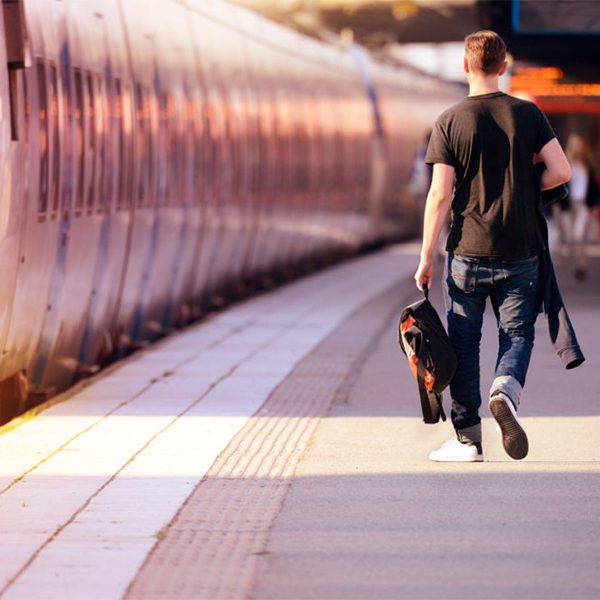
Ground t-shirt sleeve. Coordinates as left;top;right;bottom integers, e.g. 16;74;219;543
534;106;556;153
424;118;455;167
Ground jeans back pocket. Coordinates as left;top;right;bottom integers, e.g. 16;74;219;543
449;255;478;293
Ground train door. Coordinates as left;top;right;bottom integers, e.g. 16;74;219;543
345;76;365;245
73;0;134;371
322;73;339;257
294;54;317;265
138;2;195;336
234;28;259;289
285;56;310;266
184;7;211;317
0;0;30;419
186;7;224;312
231;21;255;294
24;0;76;389
1;2;64;401
245;40;271;277
161;5;204;329
270;46;295;273
259;39;285;275
304;60;325;262
113;0;159;348
311;65;328;258
191;12;234;306
35;0;110;389
205;17;245;300
330;80;346;256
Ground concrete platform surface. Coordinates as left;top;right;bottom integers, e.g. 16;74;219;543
0;244;598;599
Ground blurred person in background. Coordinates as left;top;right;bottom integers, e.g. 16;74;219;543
559;133;598;280
408;131;432;210
409;131;433;241
409;131;446;259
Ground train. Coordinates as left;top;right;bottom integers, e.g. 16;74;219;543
0;0;462;424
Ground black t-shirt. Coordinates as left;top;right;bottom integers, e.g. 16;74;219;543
425;91;556;258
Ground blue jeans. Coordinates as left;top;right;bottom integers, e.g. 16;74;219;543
443;253;540;436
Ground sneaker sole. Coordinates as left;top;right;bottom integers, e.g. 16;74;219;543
428;454;484;463
489;396;528;460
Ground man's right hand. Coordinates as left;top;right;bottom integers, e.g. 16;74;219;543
414;257;434;292
416;163;454;292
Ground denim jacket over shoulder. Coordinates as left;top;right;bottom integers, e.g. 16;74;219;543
534;163;585;369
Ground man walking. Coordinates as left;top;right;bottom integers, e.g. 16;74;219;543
414;30;572;462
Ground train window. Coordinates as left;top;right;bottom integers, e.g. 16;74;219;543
48;62;60;217
121;83;134;211
36;60;49;216
85;72;96;212
134;83;152;208
7;69;20;141
3;0;28;141
104;74;118;215
167;93;176;206
147;91;156;208
179;93;187;205
96;73;107;214
8;67;29;142
21;67;29;140
158;90;169;206
134;83;143;207
264;80;276;197
115;78;126;211
201;94;215;204
184;90;196;206
73;68;85;215
164;91;179;207
227;86;240;197
171;93;183;206
146;86;155;208
192;96;203;204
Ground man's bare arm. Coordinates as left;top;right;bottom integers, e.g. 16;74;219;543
538;138;571;190
414;163;455;291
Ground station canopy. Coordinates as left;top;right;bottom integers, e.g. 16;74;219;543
234;1;600;109
233;1;600;67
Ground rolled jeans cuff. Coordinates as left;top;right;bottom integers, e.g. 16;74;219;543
490;375;523;409
457;423;482;444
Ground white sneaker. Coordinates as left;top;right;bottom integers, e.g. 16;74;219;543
488;392;528;460
428;437;483;462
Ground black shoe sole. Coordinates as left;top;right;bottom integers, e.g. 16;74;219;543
489;397;529;460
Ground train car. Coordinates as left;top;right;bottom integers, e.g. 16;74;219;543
0;0;462;424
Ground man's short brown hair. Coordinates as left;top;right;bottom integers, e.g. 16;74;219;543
464;30;507;74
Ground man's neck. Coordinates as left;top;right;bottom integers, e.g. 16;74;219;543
468;77;501;97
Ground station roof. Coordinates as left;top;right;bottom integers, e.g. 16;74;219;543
233;0;600;75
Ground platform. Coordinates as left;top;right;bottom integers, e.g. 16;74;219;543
0;244;598;599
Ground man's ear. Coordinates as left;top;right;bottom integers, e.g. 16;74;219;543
463;56;470;74
498;60;508;76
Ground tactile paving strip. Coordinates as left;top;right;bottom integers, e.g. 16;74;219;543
125;283;409;599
